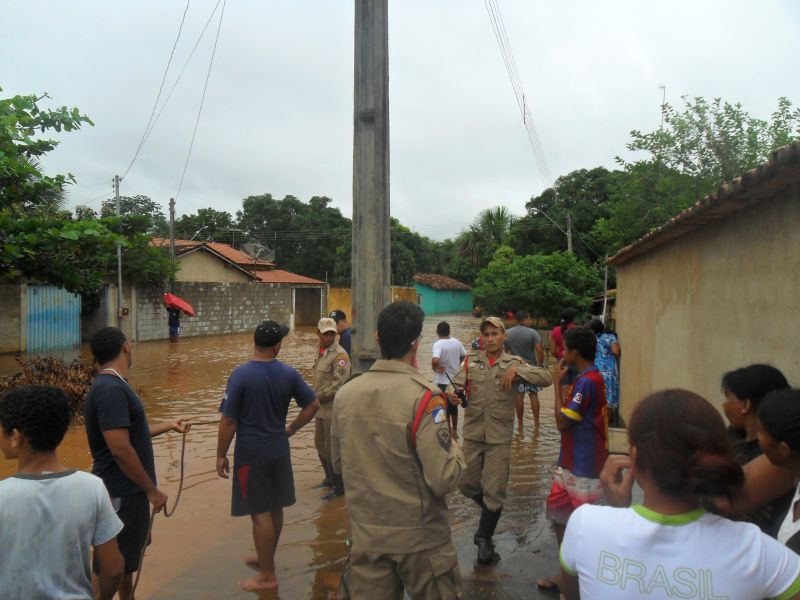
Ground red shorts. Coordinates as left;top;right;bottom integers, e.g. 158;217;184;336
545;467;605;525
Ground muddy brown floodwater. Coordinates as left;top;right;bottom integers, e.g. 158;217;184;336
0;314;561;599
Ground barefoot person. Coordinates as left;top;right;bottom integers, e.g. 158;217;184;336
217;320;319;591
331;301;466;598
505;310;545;430
84;327;191;600
0;385;124;600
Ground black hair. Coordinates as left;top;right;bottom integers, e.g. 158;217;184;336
0;385;72;452
588;319;604;336
515;309;530;322
559;308;577;326
564;326;596;361
90;327;127;365
721;364;789;409
758;389;800;453
436;321;450;336
630;389;743;502
329;309;347;323
377;301;424;360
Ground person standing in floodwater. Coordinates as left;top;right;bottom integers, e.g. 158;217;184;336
329;309;352;357
84;327;191;600
451;316;553;564
167;307;181;342
312;317;350;500
216;320;320;592
331;301;466;598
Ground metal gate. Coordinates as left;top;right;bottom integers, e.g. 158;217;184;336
26;285;81;353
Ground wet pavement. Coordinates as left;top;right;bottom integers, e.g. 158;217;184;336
0;314;560;599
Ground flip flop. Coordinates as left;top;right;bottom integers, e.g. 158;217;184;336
536;578;560;594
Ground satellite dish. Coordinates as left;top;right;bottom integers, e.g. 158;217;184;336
240;242;274;262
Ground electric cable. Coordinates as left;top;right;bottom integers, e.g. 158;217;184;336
175;0;227;201
122;0;192;179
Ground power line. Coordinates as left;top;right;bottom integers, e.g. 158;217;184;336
482;0;552;186
122;0;192;180
175;0;227;201
139;0;224;156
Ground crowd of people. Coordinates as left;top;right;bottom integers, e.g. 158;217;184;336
1;301;799;600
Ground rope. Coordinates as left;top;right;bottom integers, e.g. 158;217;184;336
129;417;221;597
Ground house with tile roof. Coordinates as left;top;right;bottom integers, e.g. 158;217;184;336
413;274;473;315
607;142;800;422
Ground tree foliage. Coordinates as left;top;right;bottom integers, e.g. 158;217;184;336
100;195;169;236
175;207;234;241
0;90;174;302
0;89;93;213
474;249;602;323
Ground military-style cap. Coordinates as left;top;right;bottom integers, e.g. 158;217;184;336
317;317;338;334
480;316;506;332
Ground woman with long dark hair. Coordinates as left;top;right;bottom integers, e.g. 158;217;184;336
559;389;800;600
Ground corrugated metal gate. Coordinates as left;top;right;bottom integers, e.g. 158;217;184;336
26;285;81;353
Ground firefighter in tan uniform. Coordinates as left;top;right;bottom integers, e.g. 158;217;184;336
331;301;466;599
313;317;350;500
450;316;552;564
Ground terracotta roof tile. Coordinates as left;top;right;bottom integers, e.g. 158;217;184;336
413;274;471;291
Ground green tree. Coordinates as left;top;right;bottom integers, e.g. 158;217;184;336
101;195;169;236
510;167;615;260
175;207;234;241
473;249;602;323
456;206;516;270
237;194;350;280
623;96;800;196
0;89;93;213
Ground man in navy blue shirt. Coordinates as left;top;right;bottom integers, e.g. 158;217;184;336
217;320;319;592
329;309;352;357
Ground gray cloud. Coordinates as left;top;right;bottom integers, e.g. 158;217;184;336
4;0;799;240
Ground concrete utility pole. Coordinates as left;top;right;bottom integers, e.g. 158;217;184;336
351;0;391;373
169;197;176;293
566;212;573;254
114;175;123;327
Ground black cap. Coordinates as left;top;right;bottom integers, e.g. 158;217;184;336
329;309;347;323
254;320;289;348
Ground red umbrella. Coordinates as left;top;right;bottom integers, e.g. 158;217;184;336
163;293;195;317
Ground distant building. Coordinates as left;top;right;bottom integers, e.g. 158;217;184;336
413;274;473;315
607;142;800;422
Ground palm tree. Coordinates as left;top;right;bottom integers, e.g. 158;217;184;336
456;206;516;269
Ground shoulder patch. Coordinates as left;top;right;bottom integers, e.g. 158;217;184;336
426;395;447;415
337;358;348;367
437;428;452;450
432;404;446;424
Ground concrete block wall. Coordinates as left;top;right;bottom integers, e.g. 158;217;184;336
135;282;292;341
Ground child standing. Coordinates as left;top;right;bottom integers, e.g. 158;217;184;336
0;385;124;600
538;326;608;593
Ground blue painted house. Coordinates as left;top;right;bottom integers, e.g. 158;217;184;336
414;274;473;315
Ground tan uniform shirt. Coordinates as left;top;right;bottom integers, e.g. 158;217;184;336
313;342;350;418
331;360;465;554
453;350;552;444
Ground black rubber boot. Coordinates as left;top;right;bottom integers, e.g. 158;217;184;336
474;507;502;564
471;493;484;508
324;470;345;500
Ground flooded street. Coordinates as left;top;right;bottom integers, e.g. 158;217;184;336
1;314;560;599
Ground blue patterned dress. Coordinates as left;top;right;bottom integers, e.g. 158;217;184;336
594;333;619;409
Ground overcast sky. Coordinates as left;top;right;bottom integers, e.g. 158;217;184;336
4;0;799;241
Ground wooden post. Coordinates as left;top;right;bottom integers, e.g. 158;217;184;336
351;0;390;373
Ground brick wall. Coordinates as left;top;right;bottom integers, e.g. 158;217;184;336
135;282;292;341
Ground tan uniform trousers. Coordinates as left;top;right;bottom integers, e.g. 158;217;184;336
457;439;511;512
339;541;463;600
314;414;332;463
